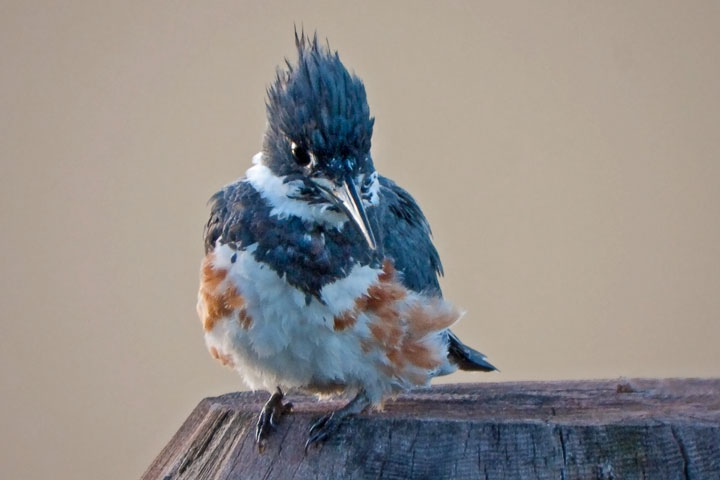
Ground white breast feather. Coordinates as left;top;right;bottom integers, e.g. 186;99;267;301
204;242;391;400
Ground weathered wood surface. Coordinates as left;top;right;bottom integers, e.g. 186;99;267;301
143;379;720;479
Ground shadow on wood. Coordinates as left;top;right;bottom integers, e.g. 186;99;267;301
143;379;720;479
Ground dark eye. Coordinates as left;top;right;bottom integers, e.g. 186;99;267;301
291;142;311;166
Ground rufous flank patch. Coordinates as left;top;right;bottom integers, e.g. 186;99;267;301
333;310;357;331
358;259;460;385
199;253;246;332
209;346;235;368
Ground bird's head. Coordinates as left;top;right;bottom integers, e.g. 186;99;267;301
261;31;378;250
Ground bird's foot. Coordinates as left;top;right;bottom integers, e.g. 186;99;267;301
306;412;342;450
305;390;370;451
255;387;293;452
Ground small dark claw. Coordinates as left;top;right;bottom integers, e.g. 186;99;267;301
255;387;292;452
304;390;371;452
308;413;331;435
306;412;350;451
270;401;293;428
255;411;268;442
305;432;325;452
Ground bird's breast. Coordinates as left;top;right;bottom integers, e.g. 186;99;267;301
199;242;382;354
198;242;461;399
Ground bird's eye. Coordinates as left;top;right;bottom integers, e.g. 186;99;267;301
291;142;311;167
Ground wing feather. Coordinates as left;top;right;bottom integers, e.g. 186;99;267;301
376;176;497;372
376;176;443;296
203;180;252;254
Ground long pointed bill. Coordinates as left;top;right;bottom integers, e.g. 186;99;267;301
317;176;377;250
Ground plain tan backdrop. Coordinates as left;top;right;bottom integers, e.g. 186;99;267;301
2;1;719;479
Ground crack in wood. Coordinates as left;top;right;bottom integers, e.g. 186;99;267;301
557;426;568;480
670;426;691;480
176;408;231;477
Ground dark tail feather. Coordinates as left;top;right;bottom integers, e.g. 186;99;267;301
447;331;498;372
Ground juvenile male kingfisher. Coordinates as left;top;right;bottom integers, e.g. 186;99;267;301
197;31;496;451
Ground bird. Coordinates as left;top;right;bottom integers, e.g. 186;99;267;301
197;30;496;451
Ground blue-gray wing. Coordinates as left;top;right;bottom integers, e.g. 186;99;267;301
377;176;497;372
376;176;444;296
203;180;255;254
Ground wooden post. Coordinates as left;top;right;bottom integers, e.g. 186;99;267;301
143;379;720;479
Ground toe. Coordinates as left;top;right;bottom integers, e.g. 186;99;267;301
305;413;344;451
255;389;293;449
308;414;330;434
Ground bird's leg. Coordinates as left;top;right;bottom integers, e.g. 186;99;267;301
306;389;371;451
255;387;293;451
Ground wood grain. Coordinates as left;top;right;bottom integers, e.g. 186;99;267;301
143;379;720;479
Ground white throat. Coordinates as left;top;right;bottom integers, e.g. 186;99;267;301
245;152;349;228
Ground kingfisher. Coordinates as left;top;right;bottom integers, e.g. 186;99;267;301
197;31;496;451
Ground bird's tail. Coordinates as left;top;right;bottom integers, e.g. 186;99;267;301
446;330;498;372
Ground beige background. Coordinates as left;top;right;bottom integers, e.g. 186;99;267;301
2;1;720;479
